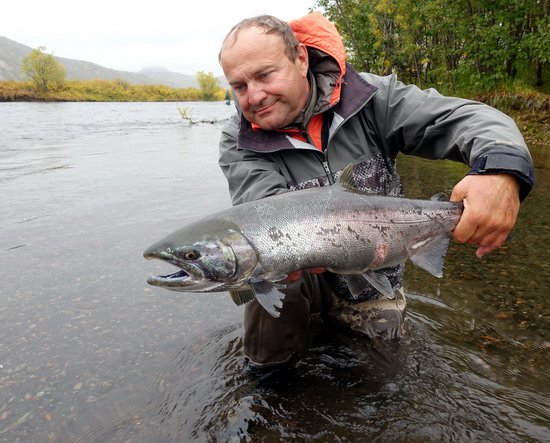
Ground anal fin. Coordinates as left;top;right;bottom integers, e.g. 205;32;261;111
409;233;450;278
343;274;372;298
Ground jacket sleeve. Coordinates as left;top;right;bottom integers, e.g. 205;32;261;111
364;73;535;200
218;113;290;206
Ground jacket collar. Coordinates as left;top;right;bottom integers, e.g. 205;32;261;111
238;65;377;153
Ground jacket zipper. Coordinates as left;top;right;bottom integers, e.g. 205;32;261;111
321;158;333;184
301;127;335;185
320;87;381;183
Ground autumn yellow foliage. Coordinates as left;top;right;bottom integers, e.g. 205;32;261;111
0;79;217;102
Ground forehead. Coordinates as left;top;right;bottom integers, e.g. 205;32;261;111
221;27;287;66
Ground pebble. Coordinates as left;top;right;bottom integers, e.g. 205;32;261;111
495;311;511;320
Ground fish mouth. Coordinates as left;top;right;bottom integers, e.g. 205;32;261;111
144;250;207;290
147;268;193;286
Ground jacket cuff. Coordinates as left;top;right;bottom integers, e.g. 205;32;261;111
468;152;535;201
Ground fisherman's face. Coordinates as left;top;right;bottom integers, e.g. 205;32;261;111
220;27;310;130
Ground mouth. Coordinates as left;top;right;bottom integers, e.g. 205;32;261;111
144;250;203;288
147;268;191;286
255;102;276;116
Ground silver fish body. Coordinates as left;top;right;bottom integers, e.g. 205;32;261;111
144;167;463;317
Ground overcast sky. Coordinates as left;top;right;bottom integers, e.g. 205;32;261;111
2;0;319;77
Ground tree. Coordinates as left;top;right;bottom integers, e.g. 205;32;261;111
21;47;66;94
196;71;221;101
315;0;549;91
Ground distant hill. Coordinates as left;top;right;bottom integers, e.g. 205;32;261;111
0;36;228;88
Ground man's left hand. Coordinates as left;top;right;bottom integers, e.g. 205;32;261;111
450;174;520;258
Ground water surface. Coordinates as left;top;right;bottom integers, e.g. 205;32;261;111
0;102;548;442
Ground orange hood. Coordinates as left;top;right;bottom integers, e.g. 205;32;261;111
289;12;347;108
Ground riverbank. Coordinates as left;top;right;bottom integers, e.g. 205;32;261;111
1;80;548;144
473;90;550;146
0;79;223;102
507;109;549;146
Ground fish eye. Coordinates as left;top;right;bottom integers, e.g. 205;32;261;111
184;250;200;260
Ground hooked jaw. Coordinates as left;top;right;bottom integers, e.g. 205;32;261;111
146;269;193;288
143;249;211;291
143;223;256;294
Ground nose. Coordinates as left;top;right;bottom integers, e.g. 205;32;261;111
247;83;267;106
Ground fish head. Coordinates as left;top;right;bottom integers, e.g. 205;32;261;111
143;219;257;292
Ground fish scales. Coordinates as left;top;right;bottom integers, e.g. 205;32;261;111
225;185;459;275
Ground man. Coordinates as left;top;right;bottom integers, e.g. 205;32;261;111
218;13;534;368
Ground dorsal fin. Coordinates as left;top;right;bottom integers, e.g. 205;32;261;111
338;163;357;191
338;163;378;195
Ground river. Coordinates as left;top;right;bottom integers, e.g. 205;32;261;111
0;102;548;442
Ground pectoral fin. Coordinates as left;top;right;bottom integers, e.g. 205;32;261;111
229;288;256;306
409;233;450;278
251;281;285;318
230;280;286;318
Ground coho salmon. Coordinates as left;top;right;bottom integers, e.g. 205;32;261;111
144;165;463;317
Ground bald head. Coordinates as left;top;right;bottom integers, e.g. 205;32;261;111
219;15;300;64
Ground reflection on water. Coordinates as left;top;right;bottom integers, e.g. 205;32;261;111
0;102;548;442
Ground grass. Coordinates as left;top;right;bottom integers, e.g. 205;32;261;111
0;79;225;102
471;87;550;146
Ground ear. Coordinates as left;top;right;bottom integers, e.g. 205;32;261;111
296;43;309;77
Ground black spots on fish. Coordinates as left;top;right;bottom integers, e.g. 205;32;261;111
267;227;292;246
347;225;359;240
371;224;391;238
433;211;452;221
412;205;424;216
268;227;283;242
317;224;342;236
346;225;369;243
316;224;346;248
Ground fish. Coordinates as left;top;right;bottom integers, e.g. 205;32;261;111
143;164;463;318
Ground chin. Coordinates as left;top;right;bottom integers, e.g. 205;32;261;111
259;122;278;131
252;119;277;131
258;115;291;131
